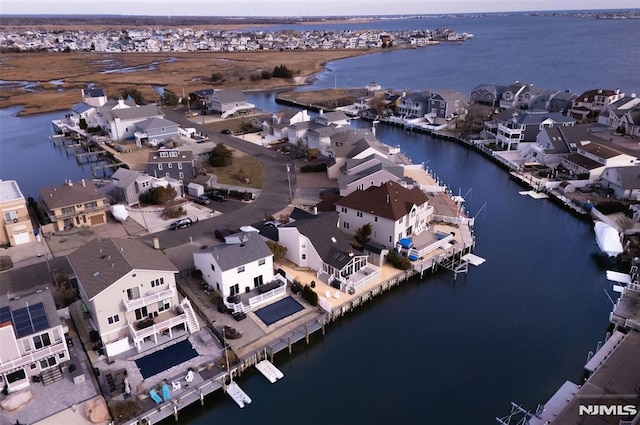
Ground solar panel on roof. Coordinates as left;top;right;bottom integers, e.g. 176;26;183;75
12;303;50;338
0;306;10;324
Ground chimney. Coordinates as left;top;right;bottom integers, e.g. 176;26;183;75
153;237;160;250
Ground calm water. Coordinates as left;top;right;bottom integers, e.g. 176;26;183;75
0;13;638;424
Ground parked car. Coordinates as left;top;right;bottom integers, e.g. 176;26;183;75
264;220;281;228
221;129;231;134
207;190;228;202
194;195;210;205
215;227;231;241
169;218;193;230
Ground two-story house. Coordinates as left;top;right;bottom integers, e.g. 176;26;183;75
0;290;70;393
147;149;195;181
470;84;505;107
499;81;530;110
133;117;181;147
529;125;593;168
335;180;433;248
262;108;310;140
337;155;405;196
428;90;467;125
39;179;109;231
598;96;640;133
97;103;164;142
561;142;637;180
0;180;35;246
193;232;284;314
68;238;200;357
495;110;576;150
277;212;377;294
207;89;255;119
570;88;625;122
600;165;640;200
396;92;432;118
109;168;184;206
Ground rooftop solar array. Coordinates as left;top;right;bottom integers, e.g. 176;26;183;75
0;303;50;338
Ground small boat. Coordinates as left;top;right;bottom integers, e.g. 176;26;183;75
110;204;128;222
594;221;623;257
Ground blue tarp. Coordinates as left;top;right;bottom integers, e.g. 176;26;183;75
398;238;413;249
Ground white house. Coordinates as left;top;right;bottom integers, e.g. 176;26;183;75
262;108;310;140
335;180;433;247
0;290;70;393
337;155;405;196
193;232;282;313
277;212;377;293
527;125;593;168
68;238;199;357
97;103;164;142
600;165;640;200
570;88;625;122
561;142;638;180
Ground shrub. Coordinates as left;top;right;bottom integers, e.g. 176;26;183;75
161;206;185;220
595;200;629;215
386;251;412;270
300;163;327;173
302;284;318;306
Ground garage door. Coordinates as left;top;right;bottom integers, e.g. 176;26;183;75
90;214;105;225
13;231;31;245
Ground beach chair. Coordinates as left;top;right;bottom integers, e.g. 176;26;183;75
150;389;163;404
162;384;171;402
172;381;181;391
185;370;194;383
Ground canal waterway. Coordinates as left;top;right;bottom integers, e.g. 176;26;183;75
0;13;638;424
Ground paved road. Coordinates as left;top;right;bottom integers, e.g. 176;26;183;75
141;108;296;249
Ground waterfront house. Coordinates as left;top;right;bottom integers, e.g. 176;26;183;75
498;81;531;110
189;88;215;109
314;111;351;127
495;110;576;150
428;90;467;125
133;117;181;147
337;154;405;196
68;102;98;129
598;96;640;134
600;165;640;200
0;180;35;246
618;104;640;138
193;232;284;313
147;149;195;181
277;211;376;293
67;237;200;356
470;84;505;107
560;142;637;180
39;179;109;231
547;90;578;113
335;180;433;248
108;168;183;206
192;88;255;118
0;289;70;393
396;92;432;118
81;87;108;108
528;125;594;168
570;88;625;122
97;103;164;142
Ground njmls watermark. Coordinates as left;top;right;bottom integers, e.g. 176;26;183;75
578;404;638;416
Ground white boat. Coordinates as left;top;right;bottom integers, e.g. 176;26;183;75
110;204;128;222
594;221;623;257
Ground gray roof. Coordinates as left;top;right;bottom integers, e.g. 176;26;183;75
563;152;603;171
135;117;179;132
195;232;271;272
604;166;640;190
40;180;107;210
111;168;146;189
514;111;575;126
68;238;178;300
147;149;193;164
338;163;403;187
431;89;466;103
282;212;355;269
100;104;163;122
315;111;349;123
214;88;246;104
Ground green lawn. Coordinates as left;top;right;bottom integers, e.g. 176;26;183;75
211;151;264;189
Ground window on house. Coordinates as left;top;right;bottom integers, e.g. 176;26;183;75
302;253;307;260
253;275;264;287
166;173;170;178
343;222;349;229
30;363;37;369
107;314;120;324
341;207;347;213
61;206;75;214
179;172;184;179
211;264;215;271
160;151;169;158
170;151;178;157
158;299;170;312
4;211;18;222
237;266;245;273
23;339;31;352
84;201;98;209
178;163;182;170
258;259;265;266
126;287;140;300
134;306;148;321
168;163;173;169
158;164;163;170
33;333;52;350
356;211;363;218
151;277;164;287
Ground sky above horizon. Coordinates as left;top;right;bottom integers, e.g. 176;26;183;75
1;0;638;16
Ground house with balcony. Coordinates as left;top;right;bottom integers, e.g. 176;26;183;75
397;92;432;118
528;125;594;168
262;108;310;140
97;103;164;142
560;142;637;180
67;237;200;357
335;180;433;248
81;87;108;108
0;290;70;393
277;211;377;294
39;179;109;231
495;110;576;150
498;81;531;110
0;180;35;246
598;96;640;134
337;155;406;196
147;149;195;181
68;102;98;129
133;117;180;147
205;88;255;119
570;88;625;122
193;232;285;314
326;128;400;178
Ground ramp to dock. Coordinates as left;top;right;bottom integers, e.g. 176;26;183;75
584;330;626;373
255;360;284;383
227;381;252;408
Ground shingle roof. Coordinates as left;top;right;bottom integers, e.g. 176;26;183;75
191;88;215;98
195;232;271;272
40;180;107;210
135;117;179;132
214;88;246;104
605;166;640;190
100;104;163;122
282;212;354;269
336;180;429;220
563;153;603;170
68;238;178;300
112;168;145;189
147;149;193;163
579;142;625;159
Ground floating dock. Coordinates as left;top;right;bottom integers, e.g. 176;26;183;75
227;381;252;408
255;360;284;383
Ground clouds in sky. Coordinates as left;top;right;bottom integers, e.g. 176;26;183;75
2;0;638;16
